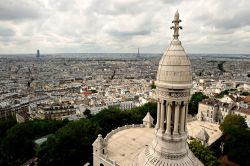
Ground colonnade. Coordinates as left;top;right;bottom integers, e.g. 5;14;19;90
156;100;188;135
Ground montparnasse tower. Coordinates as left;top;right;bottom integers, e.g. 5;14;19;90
134;11;203;166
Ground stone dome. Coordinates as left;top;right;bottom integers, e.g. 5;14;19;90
156;39;192;89
155;10;192;90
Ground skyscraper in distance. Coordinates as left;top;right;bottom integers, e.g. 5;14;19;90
36;49;40;58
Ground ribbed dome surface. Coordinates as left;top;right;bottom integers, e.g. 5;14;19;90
156;39;192;89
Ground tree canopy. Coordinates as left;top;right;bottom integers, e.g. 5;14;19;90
189;140;219;166
216;89;237;98
150;81;156;89
0;102;157;166
241;91;250;96
37;119;100;166
0;119;68;166
188;92;208;115
219;114;248;132
0;117;17;144
0;117;17;166
219;114;250;166
37;102;157;165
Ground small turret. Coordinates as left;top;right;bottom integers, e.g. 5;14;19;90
196;128;210;146
92;134;104;154
143;112;154;128
92;134;105;166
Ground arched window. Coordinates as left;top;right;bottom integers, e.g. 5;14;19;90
100;164;104;166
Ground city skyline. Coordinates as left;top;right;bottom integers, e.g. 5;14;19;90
1;0;250;54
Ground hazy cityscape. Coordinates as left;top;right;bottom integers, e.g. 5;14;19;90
1;52;250;165
1;53;249;120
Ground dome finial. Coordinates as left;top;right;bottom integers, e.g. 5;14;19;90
170;10;182;39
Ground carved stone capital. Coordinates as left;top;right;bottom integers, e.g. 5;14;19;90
175;101;181;106
167;102;173;107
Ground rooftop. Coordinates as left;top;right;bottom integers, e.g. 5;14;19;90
187;121;222;145
106;127;154;166
105;120;222;165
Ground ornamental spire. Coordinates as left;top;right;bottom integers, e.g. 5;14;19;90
170;10;182;39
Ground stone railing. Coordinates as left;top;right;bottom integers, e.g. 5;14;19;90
98;153;117;166
98;124;145;166
103;124;144;143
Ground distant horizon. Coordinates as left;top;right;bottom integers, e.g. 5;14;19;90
1;52;250;60
0;52;250;56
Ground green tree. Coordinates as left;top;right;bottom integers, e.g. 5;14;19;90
188;92;208;115
0;119;68;166
0;117;17;144
36;102;157;166
216;89;236;98
126;102;157;124
189;140;219;166
219;114;248;132
241;91;250;96
150;82;156;89
0;117;17;166
220;114;250;166
1;102;159;166
90;89;97;93
83;109;91;118
37;119;100;166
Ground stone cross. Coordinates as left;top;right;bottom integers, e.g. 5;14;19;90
170;10;182;39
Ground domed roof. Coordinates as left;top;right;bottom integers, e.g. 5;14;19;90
156;11;192;89
143;112;154;123
196;128;210;142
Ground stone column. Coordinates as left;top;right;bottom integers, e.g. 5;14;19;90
180;102;186;133
160;100;165;132
156;101;161;129
185;103;188;131
165;101;168;131
173;102;180;134
166;102;172;134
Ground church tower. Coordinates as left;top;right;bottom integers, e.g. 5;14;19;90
134;11;203;166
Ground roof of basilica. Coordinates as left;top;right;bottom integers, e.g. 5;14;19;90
102;120;221;166
156;11;192;89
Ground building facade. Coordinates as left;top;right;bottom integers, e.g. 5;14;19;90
197;98;235;123
35;104;76;120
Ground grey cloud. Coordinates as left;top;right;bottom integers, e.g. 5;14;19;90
213;11;250;30
0;1;42;21
161;0;182;4
48;0;74;11
106;16;154;39
0;27;15;36
108;29;151;37
89;0;147;16
0;0;250;54
194;8;250;32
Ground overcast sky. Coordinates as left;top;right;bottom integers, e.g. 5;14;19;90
0;0;250;54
